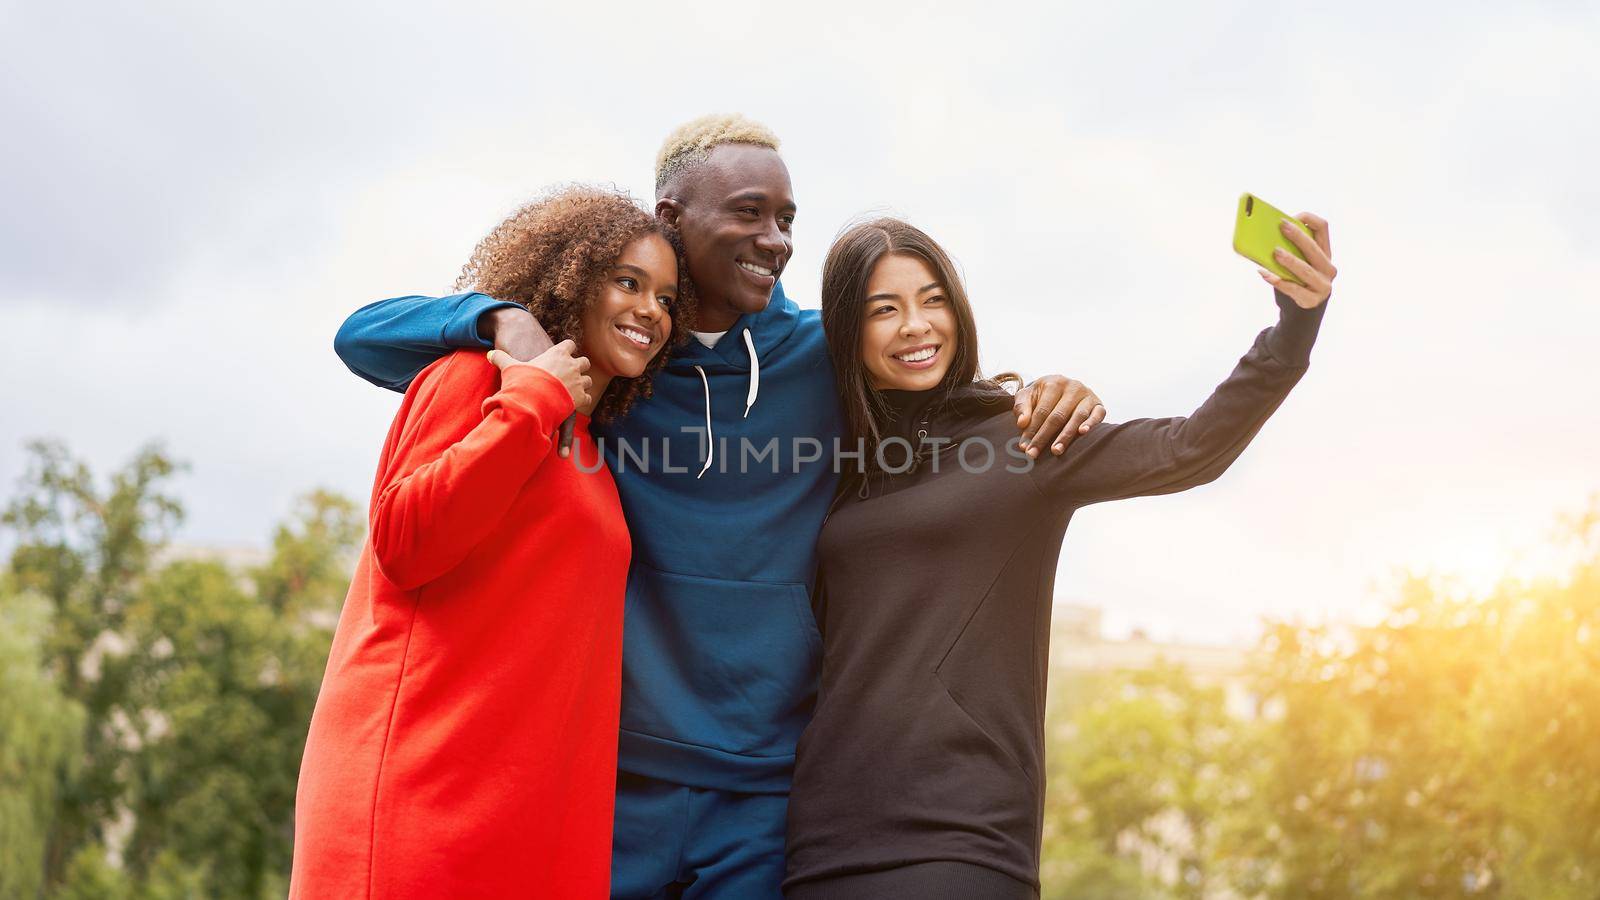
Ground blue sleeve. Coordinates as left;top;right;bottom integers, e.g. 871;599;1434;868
332;293;521;393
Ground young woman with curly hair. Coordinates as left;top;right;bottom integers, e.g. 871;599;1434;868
291;186;691;899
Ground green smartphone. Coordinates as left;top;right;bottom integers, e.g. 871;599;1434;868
1233;193;1312;285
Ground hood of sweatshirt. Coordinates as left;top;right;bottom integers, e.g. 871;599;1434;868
877;383;1014;458
657;282;806;476
666;280;803;375
843;382;1016;501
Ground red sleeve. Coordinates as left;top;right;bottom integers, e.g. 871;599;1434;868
368;351;574;590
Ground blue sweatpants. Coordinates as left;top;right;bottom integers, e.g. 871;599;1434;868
610;771;788;899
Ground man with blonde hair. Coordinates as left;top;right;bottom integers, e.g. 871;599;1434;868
331;113;1104;897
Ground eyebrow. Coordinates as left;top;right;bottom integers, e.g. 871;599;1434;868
727;191;798;212
866;282;941;302
613;264;677;293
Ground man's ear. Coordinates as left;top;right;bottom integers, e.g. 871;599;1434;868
655;197;683;227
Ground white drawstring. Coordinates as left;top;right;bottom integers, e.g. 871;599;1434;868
742;328;760;417
691;332;759;479
693;365;713;478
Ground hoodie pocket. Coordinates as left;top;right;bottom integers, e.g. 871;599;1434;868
620;566;822;757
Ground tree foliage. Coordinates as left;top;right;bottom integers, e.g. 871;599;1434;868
1;438;1596;898
0;592;86;899
1046;501;1600;899
0;441;360;898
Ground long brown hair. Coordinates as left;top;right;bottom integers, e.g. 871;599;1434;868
820;217;1016;455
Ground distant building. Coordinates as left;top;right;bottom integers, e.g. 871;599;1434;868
1049;602;1257;718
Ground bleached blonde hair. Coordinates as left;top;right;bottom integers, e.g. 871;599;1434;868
654;113;781;196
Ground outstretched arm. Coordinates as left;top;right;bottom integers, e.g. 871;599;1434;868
1032;212;1336;506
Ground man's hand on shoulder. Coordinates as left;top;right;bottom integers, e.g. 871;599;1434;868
1014;376;1108;458
480;306;556;361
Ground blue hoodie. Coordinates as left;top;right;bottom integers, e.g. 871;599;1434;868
333;283;842;793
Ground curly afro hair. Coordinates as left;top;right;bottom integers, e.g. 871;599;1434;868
455;185;695;422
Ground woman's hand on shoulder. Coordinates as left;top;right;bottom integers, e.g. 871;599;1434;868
488;340;592;410
1259;212;1336;309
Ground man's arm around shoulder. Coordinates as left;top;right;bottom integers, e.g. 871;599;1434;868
333;293;549;393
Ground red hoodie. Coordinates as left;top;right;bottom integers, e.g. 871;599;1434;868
291;350;628;898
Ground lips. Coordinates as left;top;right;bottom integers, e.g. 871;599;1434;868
614;323;656;350
890;343;941;370
736;258;779;287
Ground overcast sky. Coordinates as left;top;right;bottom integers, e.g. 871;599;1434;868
3;1;1596;643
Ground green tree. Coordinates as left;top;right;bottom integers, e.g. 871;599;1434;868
0;441;360;897
1044;665;1237;899
1220;505;1600;898
0;591;87;899
3;440;182;888
111;493;360;898
1041;502;1600;899
53;844;131;900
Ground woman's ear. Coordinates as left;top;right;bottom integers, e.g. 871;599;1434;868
655;197;683;227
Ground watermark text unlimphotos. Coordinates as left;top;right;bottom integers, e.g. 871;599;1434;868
570;429;1036;476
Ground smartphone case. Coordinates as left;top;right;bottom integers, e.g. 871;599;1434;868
1233;193;1312;284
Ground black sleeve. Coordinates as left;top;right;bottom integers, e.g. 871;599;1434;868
1027;292;1327;507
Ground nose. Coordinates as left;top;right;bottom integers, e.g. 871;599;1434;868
632;292;664;324
899;308;932;338
753;216;787;259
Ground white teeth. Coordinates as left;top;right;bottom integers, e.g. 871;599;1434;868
738;261;774;277
894;346;938;363
617;326;652;347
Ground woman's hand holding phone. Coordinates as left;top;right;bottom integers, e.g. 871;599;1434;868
1258;212;1337;309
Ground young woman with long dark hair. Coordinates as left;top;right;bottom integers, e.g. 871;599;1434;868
290;187;692;898
783;215;1336;899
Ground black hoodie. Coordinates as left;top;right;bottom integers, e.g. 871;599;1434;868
783;294;1327;893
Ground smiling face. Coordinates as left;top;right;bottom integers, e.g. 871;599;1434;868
578;232;678;384
658;143;795;332
859;252;958;391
